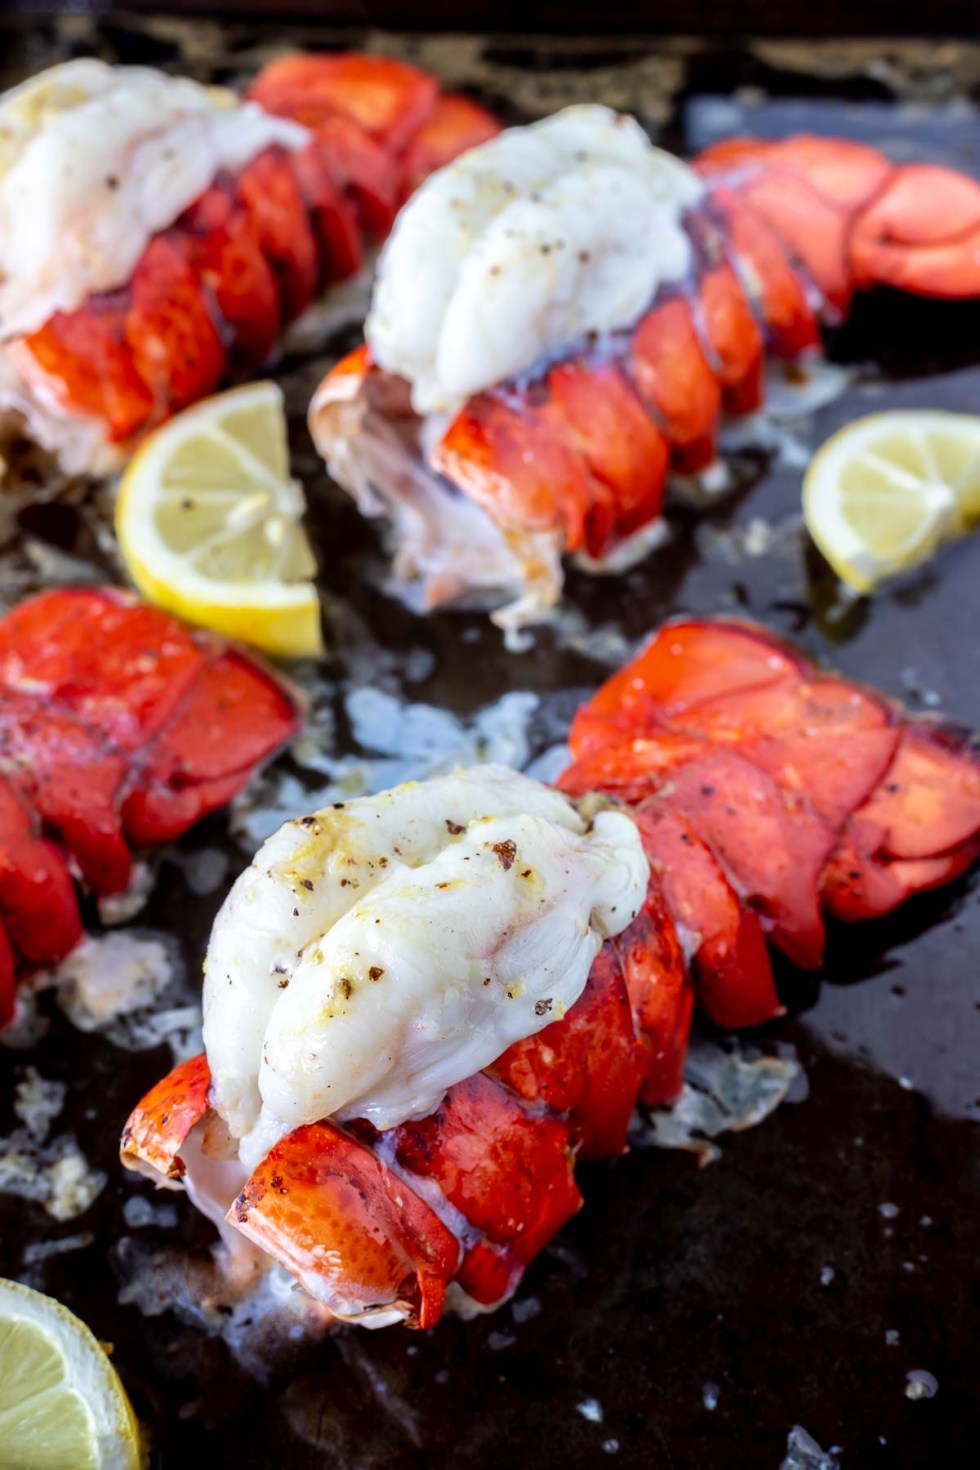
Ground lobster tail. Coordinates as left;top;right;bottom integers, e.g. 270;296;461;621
0;57;499;471
121;620;980;1329
0;589;299;1013
311;114;980;629
490;939;650;1160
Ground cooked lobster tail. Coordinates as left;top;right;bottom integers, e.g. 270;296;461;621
521;134;980;469
311;123;980;629
122;872;693;1321
2;57;498;469
122;620;980;1329
0;588;299;1023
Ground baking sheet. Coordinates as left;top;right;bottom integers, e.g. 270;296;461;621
0;16;978;1468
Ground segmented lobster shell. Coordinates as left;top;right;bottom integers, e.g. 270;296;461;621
0;588;299;1024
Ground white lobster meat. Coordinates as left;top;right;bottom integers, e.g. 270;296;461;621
0;60;305;338
367;104;703;415
203;764;648;1170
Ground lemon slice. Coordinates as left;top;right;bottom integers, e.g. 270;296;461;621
116;382;322;658
0;1278;144;1470
803;410;980;593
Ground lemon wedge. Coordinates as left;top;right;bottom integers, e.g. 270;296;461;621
116;382;322;658
0;1277;144;1470
803;410;980;593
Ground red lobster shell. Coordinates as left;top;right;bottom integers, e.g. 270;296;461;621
0;587;299;1025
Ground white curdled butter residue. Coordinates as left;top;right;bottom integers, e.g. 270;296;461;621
367;104;703;415
203;764;648;1170
0;59;307;339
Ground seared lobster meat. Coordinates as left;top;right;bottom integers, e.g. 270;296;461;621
310;110;980;629
0;588;299;1025
122;621;980;1328
0;58;497;473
